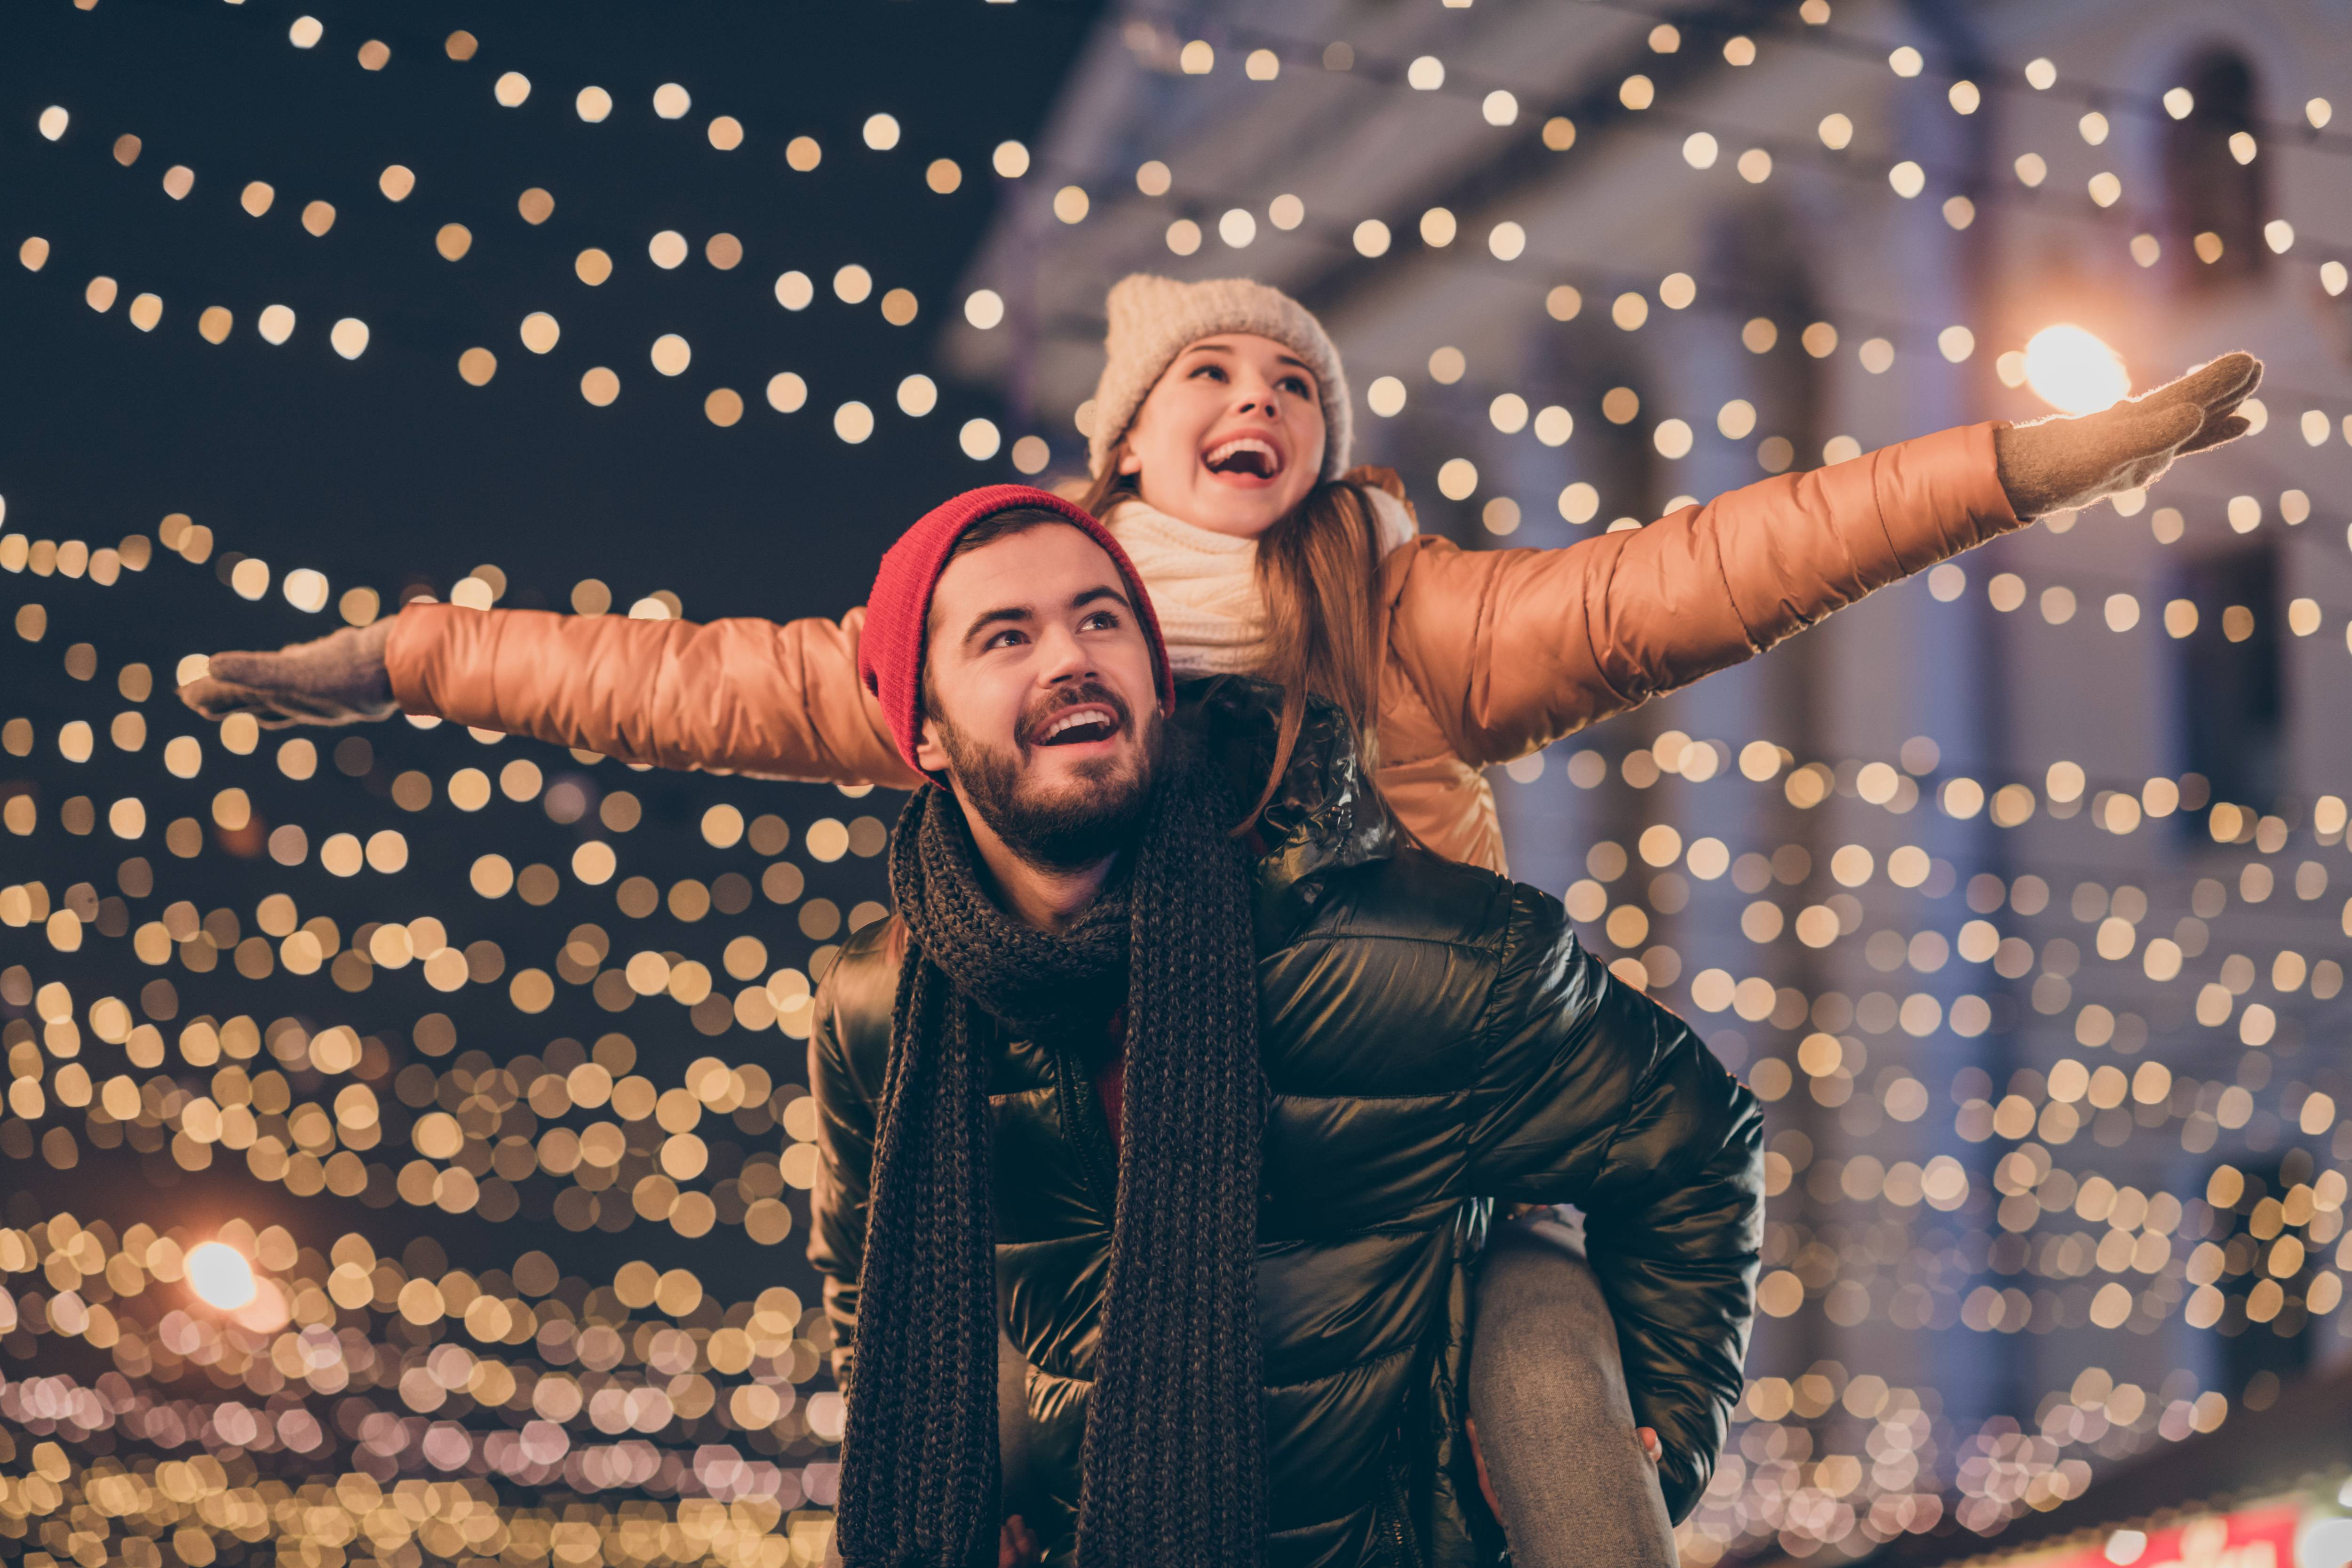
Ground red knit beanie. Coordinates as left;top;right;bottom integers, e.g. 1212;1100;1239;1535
858;484;1176;772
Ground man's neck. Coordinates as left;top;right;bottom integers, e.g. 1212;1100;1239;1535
958;810;1122;933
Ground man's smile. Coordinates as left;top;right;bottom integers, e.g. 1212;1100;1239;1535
1029;701;1123;750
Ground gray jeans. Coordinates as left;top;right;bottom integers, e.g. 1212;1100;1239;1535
1467;1212;1677;1566
997;1212;1677;1564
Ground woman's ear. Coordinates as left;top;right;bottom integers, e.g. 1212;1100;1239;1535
1115;439;1142;477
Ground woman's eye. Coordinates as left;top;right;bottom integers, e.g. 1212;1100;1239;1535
1190;364;1227;382
1281;376;1311;397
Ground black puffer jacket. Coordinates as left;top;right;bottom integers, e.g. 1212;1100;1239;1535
808;684;1763;1565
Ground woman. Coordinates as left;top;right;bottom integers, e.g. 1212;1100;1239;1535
183;275;2257;1566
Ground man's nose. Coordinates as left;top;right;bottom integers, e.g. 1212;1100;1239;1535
1033;623;1096;682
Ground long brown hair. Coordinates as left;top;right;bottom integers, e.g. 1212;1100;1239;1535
1079;453;1403;830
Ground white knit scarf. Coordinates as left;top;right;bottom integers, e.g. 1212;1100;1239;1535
1103;488;1417;678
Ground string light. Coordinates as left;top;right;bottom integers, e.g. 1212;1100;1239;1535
2024;325;2132;414
184;1240;257;1309
5;8;2348;1566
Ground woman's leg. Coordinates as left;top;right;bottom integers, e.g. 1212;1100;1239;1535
1467;1212;1678;1567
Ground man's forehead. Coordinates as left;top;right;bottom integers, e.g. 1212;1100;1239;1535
925;523;1128;646
933;523;1119;602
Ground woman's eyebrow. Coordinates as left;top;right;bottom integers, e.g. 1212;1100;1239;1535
1182;342;1312;380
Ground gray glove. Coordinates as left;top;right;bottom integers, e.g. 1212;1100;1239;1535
177;617;398;727
1994;351;2260;519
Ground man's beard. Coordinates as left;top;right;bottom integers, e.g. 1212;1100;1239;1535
938;682;1160;874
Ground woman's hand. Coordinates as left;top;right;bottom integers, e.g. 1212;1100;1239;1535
997;1515;1040;1567
177;618;398;728
1994;351;2261;520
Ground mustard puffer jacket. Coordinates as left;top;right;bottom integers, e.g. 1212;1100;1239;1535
806;688;1765;1565
381;423;2020;876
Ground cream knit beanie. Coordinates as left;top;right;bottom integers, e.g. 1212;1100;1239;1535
1087;274;1352;482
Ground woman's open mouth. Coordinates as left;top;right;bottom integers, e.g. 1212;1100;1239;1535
1202;435;1285;483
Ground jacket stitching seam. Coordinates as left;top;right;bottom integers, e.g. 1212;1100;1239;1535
1264;1341;1416;1394
1579;547;1638;713
1703;512;1763;652
1276;931;1498;956
1025;1340;1415;1397
1461;883;1523;1194
1265;1090;1469;1103
1865;446;1907;575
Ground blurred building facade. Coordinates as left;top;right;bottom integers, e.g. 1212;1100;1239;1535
944;0;2352;1559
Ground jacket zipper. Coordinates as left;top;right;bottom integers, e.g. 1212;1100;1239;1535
1050;1050;1120;1211
1376;1465;1423;1568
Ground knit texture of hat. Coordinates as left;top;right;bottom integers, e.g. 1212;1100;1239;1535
857;484;1176;772
1088;274;1352;482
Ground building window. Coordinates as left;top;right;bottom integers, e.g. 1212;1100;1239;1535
2178;543;2280;815
2163;50;2265;284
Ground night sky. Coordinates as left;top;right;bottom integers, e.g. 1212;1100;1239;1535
0;0;1104;1429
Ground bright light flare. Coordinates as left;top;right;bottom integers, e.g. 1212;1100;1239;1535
186;1242;257;1309
2023;325;2130;414
2304;1518;2352;1568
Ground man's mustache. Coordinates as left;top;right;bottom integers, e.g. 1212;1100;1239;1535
1018;682;1132;749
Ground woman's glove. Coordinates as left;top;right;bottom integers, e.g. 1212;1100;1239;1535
177;617;398;727
1994;351;2260;519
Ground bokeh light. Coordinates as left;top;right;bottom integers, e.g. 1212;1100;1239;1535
1;6;2345;1564
185;1239;256;1308
2024;325;2131;415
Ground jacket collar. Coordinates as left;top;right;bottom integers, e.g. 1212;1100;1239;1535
1173;677;1396;938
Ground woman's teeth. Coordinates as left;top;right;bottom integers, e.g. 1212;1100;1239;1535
1204;437;1279;476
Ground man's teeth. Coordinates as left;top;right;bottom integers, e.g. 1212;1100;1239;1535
1045;711;1109;739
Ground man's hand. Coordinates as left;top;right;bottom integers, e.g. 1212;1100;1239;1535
997;1515;1039;1567
1994;351;2261;520
177;618;398;728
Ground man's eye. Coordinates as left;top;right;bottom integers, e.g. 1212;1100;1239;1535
1081;612;1120;631
987;629;1028;650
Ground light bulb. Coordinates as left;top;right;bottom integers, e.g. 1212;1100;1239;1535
186;1242;257;1310
2023;324;2130;414
2304;1519;2352;1568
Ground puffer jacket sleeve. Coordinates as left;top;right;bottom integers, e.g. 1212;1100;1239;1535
384;603;924;788
1386;421;2020;766
806;971;882;1393
1464;883;1765;1522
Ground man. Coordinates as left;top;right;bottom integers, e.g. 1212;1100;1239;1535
809;483;1763;1567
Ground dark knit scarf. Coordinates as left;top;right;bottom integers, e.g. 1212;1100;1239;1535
837;751;1266;1568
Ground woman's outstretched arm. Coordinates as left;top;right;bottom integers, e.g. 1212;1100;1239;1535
1386;352;2258;767
181;603;923;789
